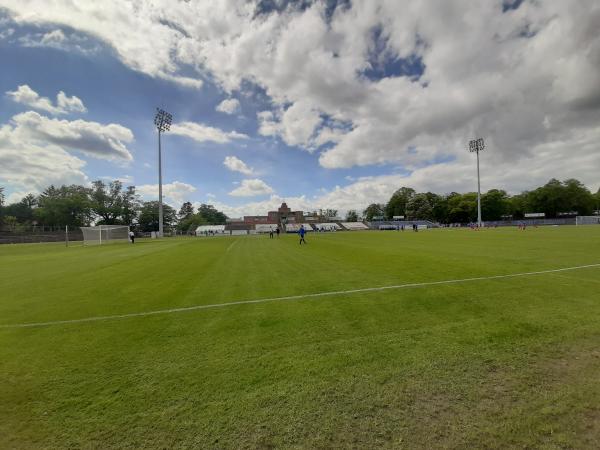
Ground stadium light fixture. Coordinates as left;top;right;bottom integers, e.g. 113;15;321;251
154;108;173;238
469;138;485;227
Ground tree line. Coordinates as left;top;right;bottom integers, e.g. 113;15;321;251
352;178;600;223
0;181;228;232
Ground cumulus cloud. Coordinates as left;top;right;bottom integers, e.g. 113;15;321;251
0;108;135;199
137;181;197;206
10;111;133;161
216;98;241;114
6;84;87;115
3;0;600;202
223;155;253;175
228;178;274;197
170;121;248;144
0;122;89;198
17;28;102;54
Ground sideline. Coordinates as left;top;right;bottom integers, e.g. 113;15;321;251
2;263;599;329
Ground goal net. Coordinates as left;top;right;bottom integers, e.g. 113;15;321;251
80;225;130;245
575;216;600;226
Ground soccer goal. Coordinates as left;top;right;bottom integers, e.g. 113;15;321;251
80;225;130;245
575;216;600;226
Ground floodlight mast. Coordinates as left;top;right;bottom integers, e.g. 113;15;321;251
469;138;485;227
154;108;172;237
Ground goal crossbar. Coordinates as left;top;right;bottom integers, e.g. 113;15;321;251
80;225;130;245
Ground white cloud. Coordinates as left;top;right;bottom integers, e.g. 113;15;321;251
0;108;135;198
10;111;133;161
223;155;253;175
216;98;241;114
2;0;600;200
6;84;87;115
137;181;197;206
17;28;101;54
0;122;89;198
228;178;274;197
0;27;14;40
100;175;134;184
170;121;248;144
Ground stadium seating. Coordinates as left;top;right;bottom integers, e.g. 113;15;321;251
255;224;279;233
341;222;369;230
196;225;226;235
314;223;341;231
286;224;313;232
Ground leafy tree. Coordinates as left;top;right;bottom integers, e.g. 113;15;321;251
406;193;433;220
178;202;195;221
363;203;385;221
424;192;448;223
137;201;177;232
121;186;141;225
0;186;5;225
508;193;528;219
447;192;477;223
481;189;509;221
35;185;93;227
385;187;415;219
197;204;227;224
3;215;18;231
3;194;37;224
345;210;358;222
563;178;594;215
324;209;338;218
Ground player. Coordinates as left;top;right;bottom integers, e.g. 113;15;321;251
129;230;135;244
298;224;307;245
269;227;274;239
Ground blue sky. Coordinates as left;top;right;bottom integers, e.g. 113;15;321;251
1;1;599;215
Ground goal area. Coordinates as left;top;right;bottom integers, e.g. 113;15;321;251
80;225;130;245
575;216;600;226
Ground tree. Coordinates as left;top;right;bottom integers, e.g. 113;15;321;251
324;209;338;218
345;210;358;222
481;189;509;221
385;187;415;219
406;193;433;220
563;178;594;215
0;186;5;225
35;185;93;227
121;186;141;225
3;194;37;224
363;203;385;221
447;192;477;223
178;202;195;221
137;201;177;232
197;204;227;224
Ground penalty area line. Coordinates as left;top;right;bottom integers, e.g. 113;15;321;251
2;262;600;329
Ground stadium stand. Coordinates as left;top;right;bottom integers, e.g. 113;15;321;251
195;225;226;236
286;223;314;233
341;222;369;230
314;223;341;231
255;224;279;233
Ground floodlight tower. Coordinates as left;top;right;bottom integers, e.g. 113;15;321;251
154;108;172;237
469;137;485;227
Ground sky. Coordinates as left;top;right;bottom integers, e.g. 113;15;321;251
0;0;599;217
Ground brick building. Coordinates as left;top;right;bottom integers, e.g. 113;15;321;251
235;202;304;229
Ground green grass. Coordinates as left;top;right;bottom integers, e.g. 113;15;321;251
1;227;600;449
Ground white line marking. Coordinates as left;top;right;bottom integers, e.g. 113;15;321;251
225;240;238;253
2;263;599;329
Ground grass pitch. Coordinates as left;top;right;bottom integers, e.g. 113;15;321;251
1;227;600;448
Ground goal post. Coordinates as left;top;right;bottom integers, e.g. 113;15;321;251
80;225;130;246
575;216;600;226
